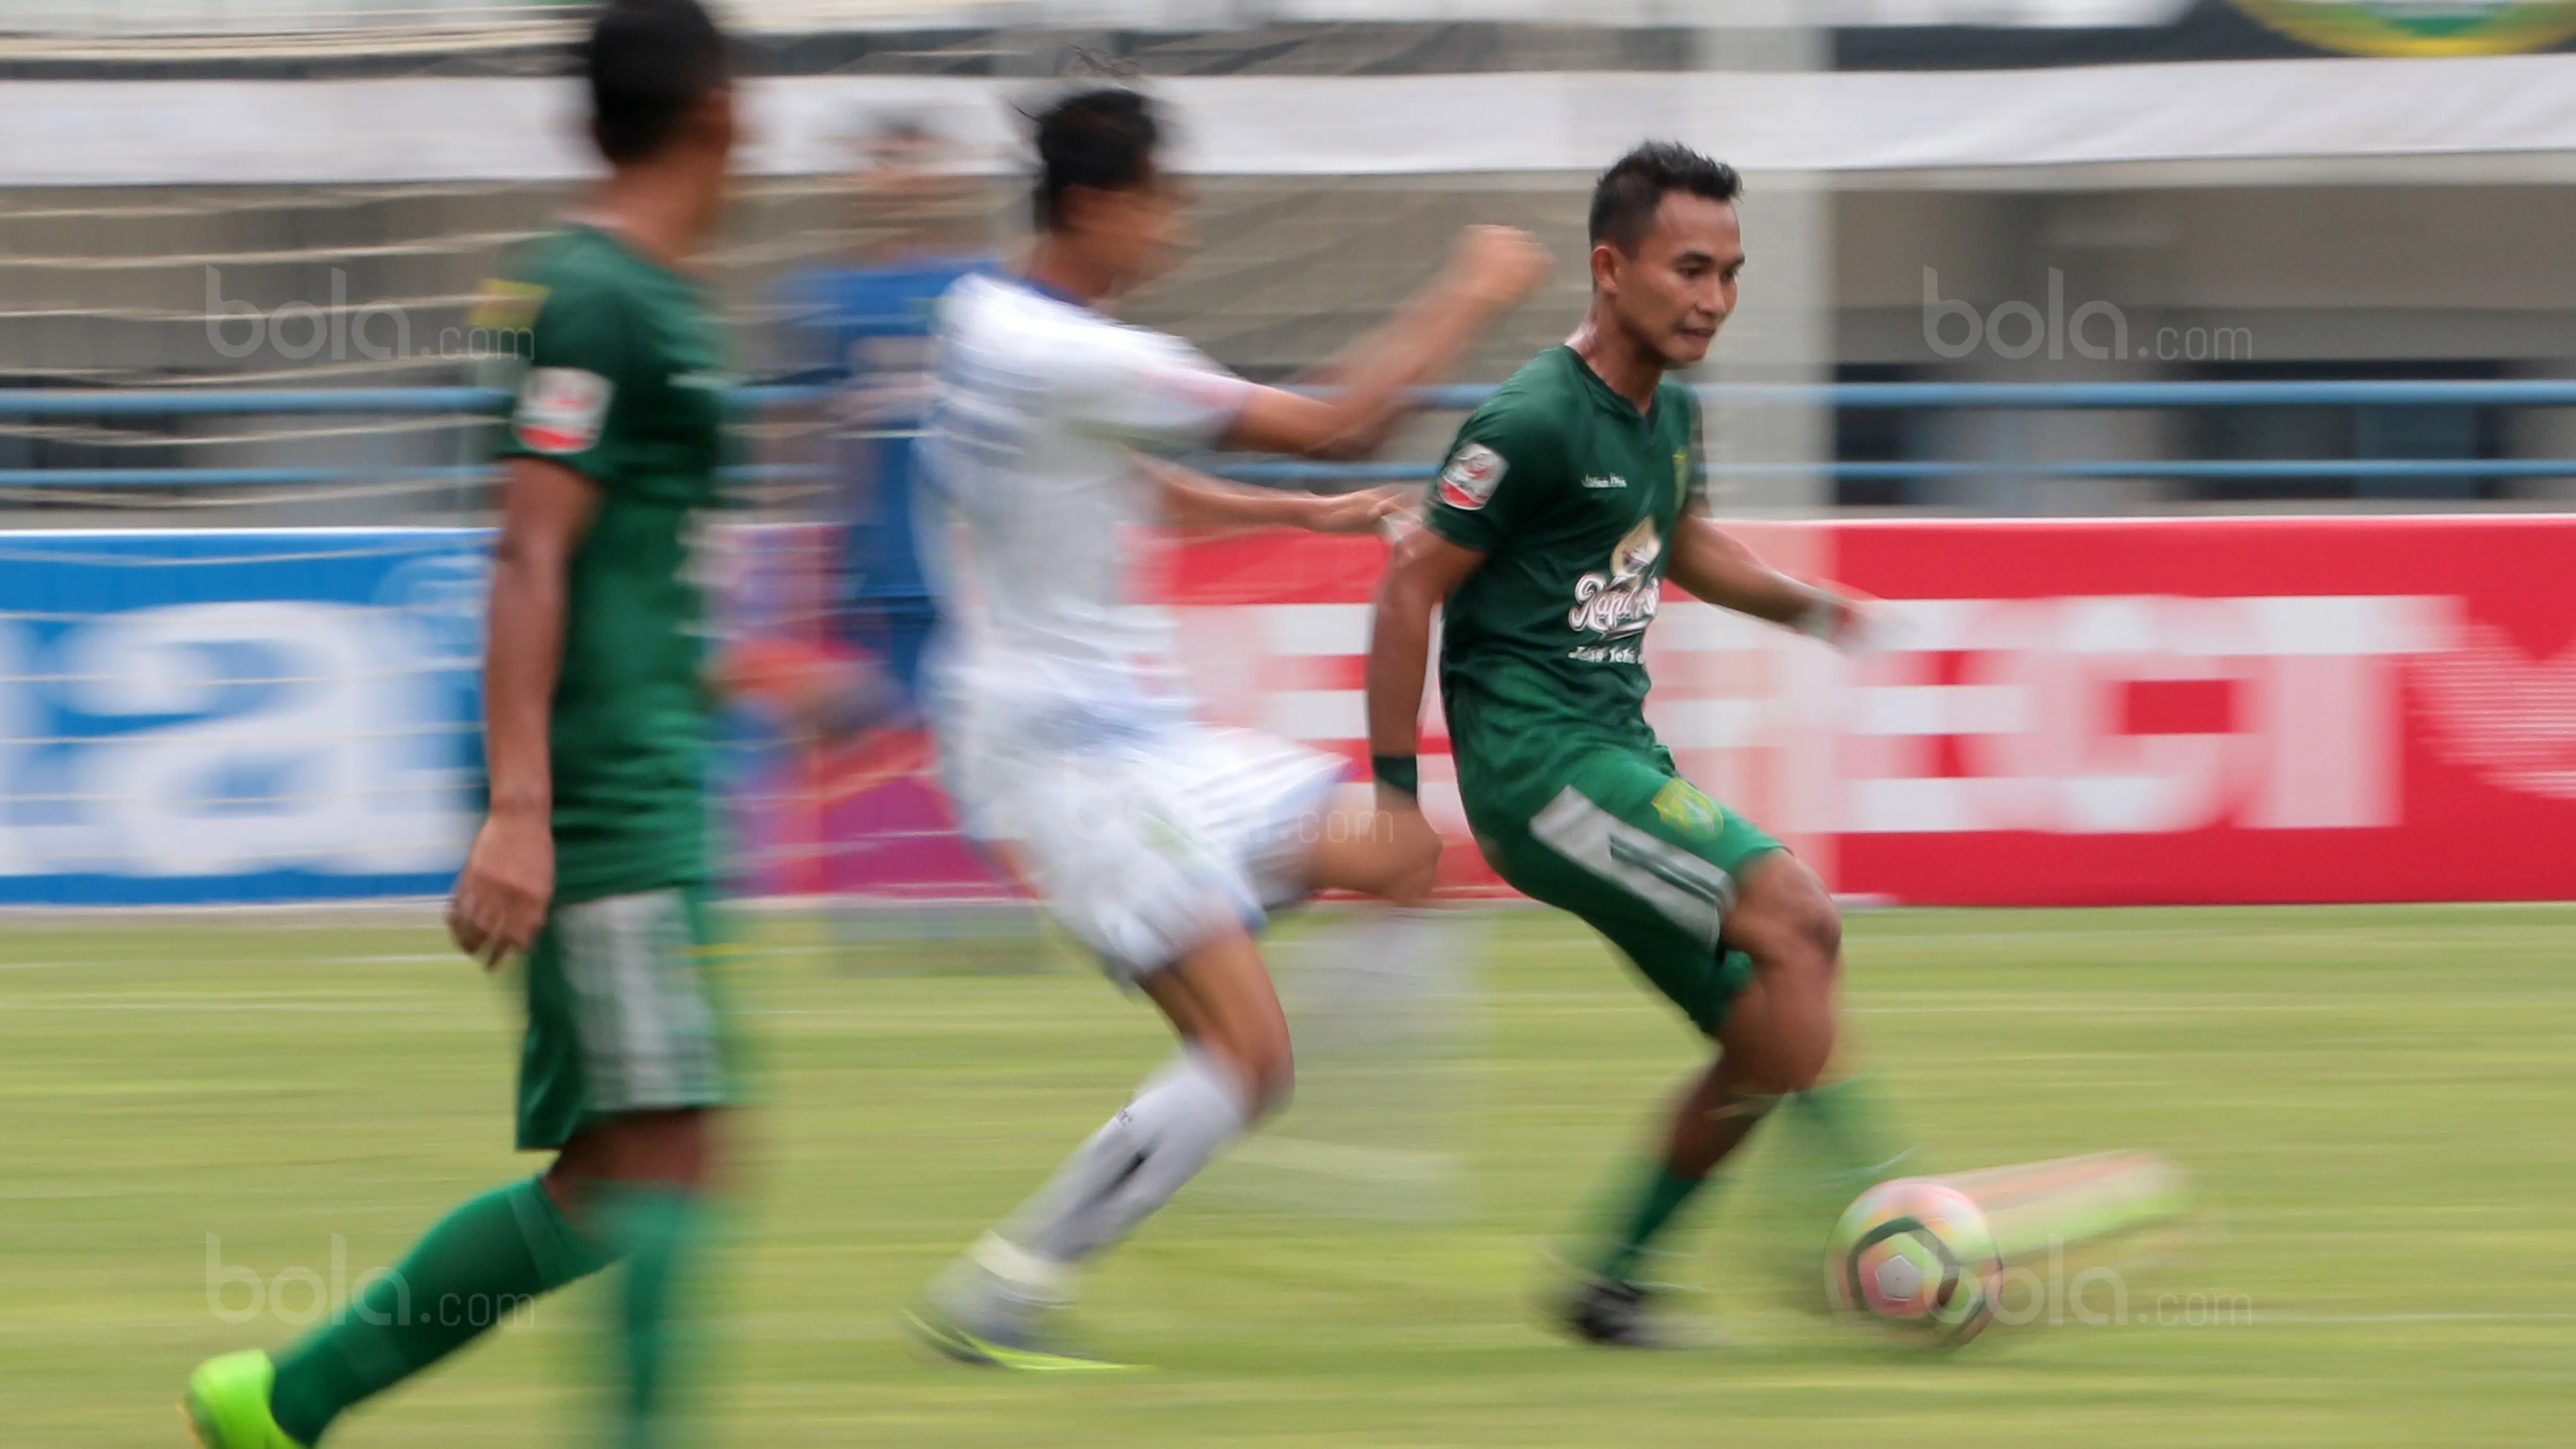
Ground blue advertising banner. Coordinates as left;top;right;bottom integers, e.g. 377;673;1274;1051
0;529;487;905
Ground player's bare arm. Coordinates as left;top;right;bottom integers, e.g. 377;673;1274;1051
1665;510;1868;646
1365;525;1488;803
449;456;601;968
1143;455;1407;534
1223;225;1550;461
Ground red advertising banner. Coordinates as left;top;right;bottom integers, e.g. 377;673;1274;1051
765;516;2576;907
1831;516;2576;905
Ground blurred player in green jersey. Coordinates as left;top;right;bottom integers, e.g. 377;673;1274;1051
184;3;744;1443
1366;142;1909;1347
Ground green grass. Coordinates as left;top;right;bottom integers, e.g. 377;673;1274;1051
6;904;2573;1448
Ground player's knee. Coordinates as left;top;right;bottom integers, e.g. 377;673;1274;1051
1228;1033;1296;1118
1741;854;1841;972
1194;1011;1295;1117
549;1107;715;1192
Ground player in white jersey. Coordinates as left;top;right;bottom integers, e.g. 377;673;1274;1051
907;86;1547;1368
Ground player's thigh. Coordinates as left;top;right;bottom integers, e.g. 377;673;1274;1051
518;885;735;1152
1489;751;1782;1037
996;745;1263;980
1302;782;1442;906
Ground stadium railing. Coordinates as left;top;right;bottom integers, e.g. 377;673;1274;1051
2;379;2574;490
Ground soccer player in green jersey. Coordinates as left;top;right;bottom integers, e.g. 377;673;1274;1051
183;3;743;1444
1366;142;1907;1347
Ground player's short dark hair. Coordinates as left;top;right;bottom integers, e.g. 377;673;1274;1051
583;0;731;165
1030;86;1161;232
1588;141;1742;256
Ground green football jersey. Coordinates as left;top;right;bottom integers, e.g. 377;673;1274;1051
1424;345;1702;820
486;224;728;905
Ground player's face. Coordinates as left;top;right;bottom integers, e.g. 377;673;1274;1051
1602;193;1743;369
681;85;740;233
1082;168;1195;293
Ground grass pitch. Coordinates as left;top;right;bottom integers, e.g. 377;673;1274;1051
6;904;2572;1448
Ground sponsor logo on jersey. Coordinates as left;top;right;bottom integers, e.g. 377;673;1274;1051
1438;442;1507;510
1651;778;1723;838
513;367;613;454
1568;518;1663;640
1581;474;1627;490
2233;0;2576;56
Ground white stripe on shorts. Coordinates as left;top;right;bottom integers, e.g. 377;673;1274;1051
1528;785;1737;950
556;889;716;1111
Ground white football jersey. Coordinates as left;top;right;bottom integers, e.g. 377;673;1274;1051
919;274;1251;738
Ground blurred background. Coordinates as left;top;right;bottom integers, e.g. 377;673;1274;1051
7;0;2576;907
7;7;2576;1447
11;0;2576;524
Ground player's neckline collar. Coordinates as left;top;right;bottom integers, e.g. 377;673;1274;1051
1558;345;1661;423
1010;274;1092;310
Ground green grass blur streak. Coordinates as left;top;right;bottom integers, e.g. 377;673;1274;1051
4;904;2571;1448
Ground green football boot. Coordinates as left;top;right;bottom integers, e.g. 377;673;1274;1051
181;1350;306;1449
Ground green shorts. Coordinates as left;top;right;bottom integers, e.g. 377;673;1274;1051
1473;747;1784;1038
517;884;738;1151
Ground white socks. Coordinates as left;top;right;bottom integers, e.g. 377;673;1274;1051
1003;1047;1254;1269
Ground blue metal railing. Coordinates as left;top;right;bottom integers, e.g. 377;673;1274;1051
0;380;2568;490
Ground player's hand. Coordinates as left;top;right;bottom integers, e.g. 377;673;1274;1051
1447;225;1551;311
449;809;554;971
1802;587;1884;656
1304;486;1412;536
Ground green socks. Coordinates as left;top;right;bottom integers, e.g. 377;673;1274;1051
1587;1162;1715;1285
1784;1075;1914;1199
268;1176;613;1445
588;1185;712;1449
1581;1077;1912;1286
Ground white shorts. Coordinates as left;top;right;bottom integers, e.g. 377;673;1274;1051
959;717;1346;979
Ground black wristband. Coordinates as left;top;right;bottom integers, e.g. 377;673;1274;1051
1371;754;1421;797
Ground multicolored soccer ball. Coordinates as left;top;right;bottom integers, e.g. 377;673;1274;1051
1826;1178;2003;1347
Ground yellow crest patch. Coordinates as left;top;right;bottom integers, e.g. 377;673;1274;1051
1652;779;1722;837
467;279;547;334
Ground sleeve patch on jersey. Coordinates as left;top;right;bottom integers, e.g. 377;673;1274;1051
468;279;546;334
513;367;613;455
1437;442;1508;511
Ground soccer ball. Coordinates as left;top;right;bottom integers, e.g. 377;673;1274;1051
1825;1178;2002;1347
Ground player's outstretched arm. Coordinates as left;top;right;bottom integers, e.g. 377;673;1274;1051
1144;455;1407;534
1366;525;1487;802
1222;225;1550;462
449;457;601;969
1666;512;1867;646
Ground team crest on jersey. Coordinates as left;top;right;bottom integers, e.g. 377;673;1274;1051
513;367;613;455
1651;779;1723;838
1438;442;1508;511
1568;518;1663;639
